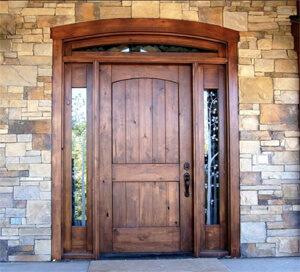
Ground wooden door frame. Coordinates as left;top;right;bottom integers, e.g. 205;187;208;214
51;18;240;260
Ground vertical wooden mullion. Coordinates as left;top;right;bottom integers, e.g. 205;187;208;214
179;65;193;252
193;63;205;257
52;39;63;261
63;63;72;253
93;61;100;258
86;64;93;252
218;65;227;250
227;42;240;257
99;65;113;253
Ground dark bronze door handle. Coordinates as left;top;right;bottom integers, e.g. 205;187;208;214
184;172;190;197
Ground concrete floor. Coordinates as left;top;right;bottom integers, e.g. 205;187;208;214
0;257;299;272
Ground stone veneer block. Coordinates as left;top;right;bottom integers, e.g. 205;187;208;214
8;120;51;134
29;164;51;177
14;186;40;200
198;7;223;26
26;201;51;224
223;8;248;31
239;77;273;103
35;240;51;255
100;7;131;19
160;3;182;19
273;78;299;91
241;222;266;243
132;1;159;18
241;191;258;205
260;104;298;125
273;36;294;50
75;3;97;22
5;143;26;157
0;66;37;87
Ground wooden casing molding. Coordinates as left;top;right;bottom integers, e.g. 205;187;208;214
51;18;240;260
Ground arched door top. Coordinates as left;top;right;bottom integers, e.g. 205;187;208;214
50;18;239;43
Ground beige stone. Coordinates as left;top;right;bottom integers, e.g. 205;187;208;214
248;16;275;23
239;49;261;58
0;40;11;52
257;39;272;50
182;10;198;21
26;200;51;224
132;1;159;18
42;150;51;163
280;91;299;104
261;50;287;59
22;8;55;16
241;191;258;205
35;240;51;255
277;6;297;15
160;3;182;19
273;36;294;50
255;59;274;72
23;35;43;43
260;104;298;125
199;7;222;26
274;78;299;91
272;151;299;165
100;7;131;19
240;141;260;154
29;163;51;177
282;184;299;199
19;56;52;66
0;1;8;13
56;8;75;16
285;138;299;151
275;60;298;73
277;237;299;254
240;158;252;172
6;143;26;157
0;14;15;35
34;44;52;56
224;8;247;31
240;116;259;130
37;15;75;28
248;22;278;31
239;77;273;103
75;3;97;22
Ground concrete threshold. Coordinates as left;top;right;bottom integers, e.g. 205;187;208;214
88;258;230;272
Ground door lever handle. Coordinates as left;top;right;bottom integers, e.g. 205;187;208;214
184;172;190;197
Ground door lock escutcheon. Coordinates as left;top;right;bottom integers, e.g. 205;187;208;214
184;162;190;170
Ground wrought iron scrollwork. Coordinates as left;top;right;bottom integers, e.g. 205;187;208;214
204;90;219;225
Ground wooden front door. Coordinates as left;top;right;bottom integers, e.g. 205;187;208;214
99;64;193;253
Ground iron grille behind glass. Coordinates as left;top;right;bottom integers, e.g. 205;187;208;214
204;90;219;225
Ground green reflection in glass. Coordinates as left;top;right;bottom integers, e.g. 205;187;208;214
72;88;87;226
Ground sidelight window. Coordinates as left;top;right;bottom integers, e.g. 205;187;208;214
71;88;87;227
204;90;219;225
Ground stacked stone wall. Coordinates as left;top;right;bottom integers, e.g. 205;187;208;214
0;0;299;260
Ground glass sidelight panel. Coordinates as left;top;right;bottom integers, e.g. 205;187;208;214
71;88;87;226
204;90;219;225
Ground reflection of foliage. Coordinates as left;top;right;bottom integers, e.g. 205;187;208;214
72;89;87;226
204;90;219;225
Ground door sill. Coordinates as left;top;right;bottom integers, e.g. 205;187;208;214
99;252;193;260
63;252;94;259
198;250;229;257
